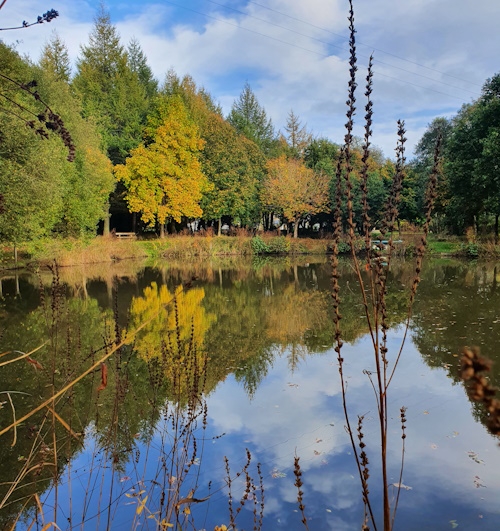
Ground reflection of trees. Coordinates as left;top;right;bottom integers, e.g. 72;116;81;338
411;261;500;430
265;284;329;371
0;294;114;527
1;255;457;527
128;282;216;398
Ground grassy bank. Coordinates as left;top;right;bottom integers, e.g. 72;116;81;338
1;233;499;270
0;234;331;269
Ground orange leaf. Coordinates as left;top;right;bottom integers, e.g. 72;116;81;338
26;357;44;370
97;362;108;392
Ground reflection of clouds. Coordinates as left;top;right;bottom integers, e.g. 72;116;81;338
208;352;348;470
206;329;500;527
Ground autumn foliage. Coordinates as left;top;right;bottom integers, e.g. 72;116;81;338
115;97;211;236
262;156;330;237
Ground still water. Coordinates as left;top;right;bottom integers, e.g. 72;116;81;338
1;256;500;530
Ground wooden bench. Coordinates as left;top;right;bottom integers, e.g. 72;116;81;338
114;232;136;239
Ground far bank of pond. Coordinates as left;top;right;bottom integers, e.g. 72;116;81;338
1;233;497;270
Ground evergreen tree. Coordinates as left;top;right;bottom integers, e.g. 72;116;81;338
228;82;276;155
127;37;158;100
73;5;148;165
39;31;71;82
283;109;312;159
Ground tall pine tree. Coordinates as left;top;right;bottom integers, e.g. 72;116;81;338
73;4;148;165
228;82;276;155
127;37;158;100
39;31;71;82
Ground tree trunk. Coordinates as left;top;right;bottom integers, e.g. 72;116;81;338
160;222;165;238
218;217;222;236
103;202;110;236
293;218;299;238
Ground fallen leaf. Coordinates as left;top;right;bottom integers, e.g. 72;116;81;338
391;482;413;491
97;362;108;392
26;356;44;370
271;468;286;478
467;451;484;465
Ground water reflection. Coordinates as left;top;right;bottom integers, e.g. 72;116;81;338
0;257;499;529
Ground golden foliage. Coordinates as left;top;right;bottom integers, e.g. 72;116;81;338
128;282;216;395
262;155;329;225
115;98;211;226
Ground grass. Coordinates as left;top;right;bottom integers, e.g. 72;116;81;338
0;234;332;269
427;239;462;254
2;232;500;272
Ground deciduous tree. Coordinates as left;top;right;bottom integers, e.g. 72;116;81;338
446;74;500;238
200;113;264;232
262;155;329;237
115;97;210;237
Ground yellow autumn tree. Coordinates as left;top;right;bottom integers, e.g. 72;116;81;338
128;282;216;399
115;96;211;236
262;155;330;237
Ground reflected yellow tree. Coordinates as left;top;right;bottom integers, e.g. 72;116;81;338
128;282;216;398
265;285;329;370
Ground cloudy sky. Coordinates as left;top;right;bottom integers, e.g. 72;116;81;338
1;0;499;158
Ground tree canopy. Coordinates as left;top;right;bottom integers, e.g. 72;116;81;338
115;97;210;236
262;156;330;237
228;82;276;155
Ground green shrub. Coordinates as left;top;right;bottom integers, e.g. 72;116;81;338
251;236;269;254
461;242;479;258
267;236;290;253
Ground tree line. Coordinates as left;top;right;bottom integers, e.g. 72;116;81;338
1;5;499;242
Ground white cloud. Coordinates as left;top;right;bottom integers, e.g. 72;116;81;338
2;0;500;156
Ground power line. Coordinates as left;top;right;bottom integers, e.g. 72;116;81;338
161;1;477;102
244;0;483;89
201;0;480;98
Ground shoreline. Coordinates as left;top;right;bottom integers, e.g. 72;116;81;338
0;234;497;271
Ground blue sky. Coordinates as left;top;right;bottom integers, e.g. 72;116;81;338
1;0;499;158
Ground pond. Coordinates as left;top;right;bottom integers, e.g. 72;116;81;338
0;256;500;530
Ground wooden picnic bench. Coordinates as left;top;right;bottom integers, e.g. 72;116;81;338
114;232;137;239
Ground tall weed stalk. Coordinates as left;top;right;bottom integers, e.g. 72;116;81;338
331;2;440;530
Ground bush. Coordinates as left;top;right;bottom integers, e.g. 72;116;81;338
461;242;479;258
250;236;269;254
266;236;290;253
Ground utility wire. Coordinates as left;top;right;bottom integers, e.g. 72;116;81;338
162;0;476;102
244;0;483;88
201;0;480;97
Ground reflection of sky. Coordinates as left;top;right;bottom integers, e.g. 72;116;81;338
16;333;500;530
198;328;500;530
